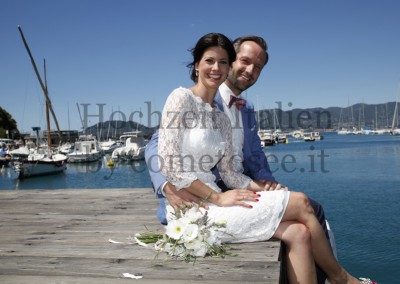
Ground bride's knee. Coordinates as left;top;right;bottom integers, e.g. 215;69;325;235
284;223;311;246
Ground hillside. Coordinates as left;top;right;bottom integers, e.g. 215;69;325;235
83;120;157;140
79;101;399;136
257;101;398;131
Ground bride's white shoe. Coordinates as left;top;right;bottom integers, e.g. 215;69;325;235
359;277;377;284
325;277;377;284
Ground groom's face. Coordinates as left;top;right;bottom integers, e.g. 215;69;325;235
226;41;266;95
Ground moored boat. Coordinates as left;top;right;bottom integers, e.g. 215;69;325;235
273;129;288;143
60;142;74;155
290;129;304;139
13;152;67;178
67;135;103;163
303;131;323;142
257;129;275;147
11;27;68;179
111;131;146;161
99;138;120;154
11;128;68;179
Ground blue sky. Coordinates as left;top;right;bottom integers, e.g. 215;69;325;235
1;0;400;133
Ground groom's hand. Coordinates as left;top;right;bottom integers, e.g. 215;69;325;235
259;180;289;191
163;183;204;211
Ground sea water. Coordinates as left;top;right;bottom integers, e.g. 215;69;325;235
267;133;400;283
1;133;399;283
0;158;152;190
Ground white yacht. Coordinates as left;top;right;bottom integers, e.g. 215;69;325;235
99;138;120;154
257;129;275;147
67;135;103;163
111;131;146;161
303;131;323;142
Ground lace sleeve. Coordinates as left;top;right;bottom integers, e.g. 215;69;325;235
158;88;198;190
217;113;252;189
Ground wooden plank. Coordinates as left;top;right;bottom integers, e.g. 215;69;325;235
0;188;281;283
0;256;280;282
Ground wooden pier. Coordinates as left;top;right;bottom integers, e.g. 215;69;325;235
0;188;282;283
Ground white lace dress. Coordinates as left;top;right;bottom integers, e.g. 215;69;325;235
158;87;290;243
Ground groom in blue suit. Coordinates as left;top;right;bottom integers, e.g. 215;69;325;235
145;35;332;283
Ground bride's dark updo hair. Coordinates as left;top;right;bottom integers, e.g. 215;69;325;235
187;33;236;82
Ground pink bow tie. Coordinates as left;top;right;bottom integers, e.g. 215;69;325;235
228;95;246;111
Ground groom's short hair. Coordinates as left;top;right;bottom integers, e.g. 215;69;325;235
232;36;269;66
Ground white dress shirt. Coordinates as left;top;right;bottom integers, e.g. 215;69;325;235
219;83;244;173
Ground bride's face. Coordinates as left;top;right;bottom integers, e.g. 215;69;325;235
195;46;230;90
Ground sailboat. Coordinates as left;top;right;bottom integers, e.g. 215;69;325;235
12;26;67;178
390;96;400;135
271;109;287;143
256;97;276;147
13;127;67;178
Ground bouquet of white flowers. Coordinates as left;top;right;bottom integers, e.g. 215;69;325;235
135;205;229;262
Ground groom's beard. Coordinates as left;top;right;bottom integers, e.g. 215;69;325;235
227;70;256;94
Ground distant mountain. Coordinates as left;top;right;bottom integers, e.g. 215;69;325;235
82;120;157;140
257;101;398;131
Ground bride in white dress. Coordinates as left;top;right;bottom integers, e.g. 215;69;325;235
160;86;289;243
158;33;369;284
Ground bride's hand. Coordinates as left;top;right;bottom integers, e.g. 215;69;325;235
215;189;260;208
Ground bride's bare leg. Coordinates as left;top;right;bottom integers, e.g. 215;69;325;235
281;192;361;284
273;221;317;284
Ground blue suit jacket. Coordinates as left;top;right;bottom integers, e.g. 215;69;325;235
144;92;276;199
213;93;275;183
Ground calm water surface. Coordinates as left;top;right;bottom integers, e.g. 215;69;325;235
0;159;151;190
1;133;399;283
267;133;400;283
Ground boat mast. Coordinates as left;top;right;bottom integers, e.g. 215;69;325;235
392;97;398;130
76;103;85;134
17;25;62;141
44;59;52;153
106;107;112;139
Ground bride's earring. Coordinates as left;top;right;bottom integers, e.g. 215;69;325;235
195;69;199;77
